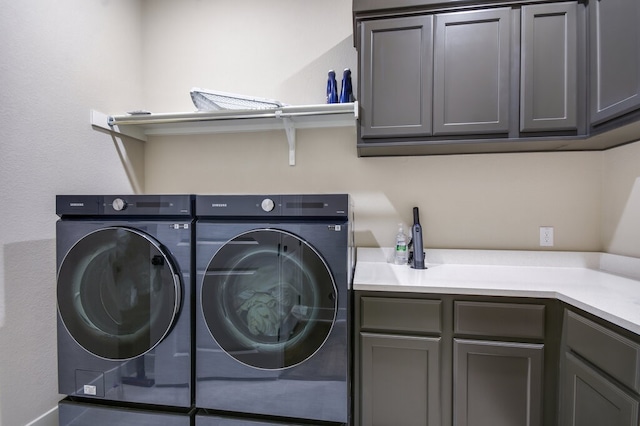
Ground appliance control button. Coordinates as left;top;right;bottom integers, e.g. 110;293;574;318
112;198;127;211
261;198;275;212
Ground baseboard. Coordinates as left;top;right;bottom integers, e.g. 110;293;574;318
25;406;57;426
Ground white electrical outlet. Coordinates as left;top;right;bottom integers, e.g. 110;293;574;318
540;226;554;247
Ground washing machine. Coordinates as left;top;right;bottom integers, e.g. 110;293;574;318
195;194;353;424
56;195;193;408
59;398;193;426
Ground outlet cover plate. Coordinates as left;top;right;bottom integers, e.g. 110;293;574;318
540;226;554;247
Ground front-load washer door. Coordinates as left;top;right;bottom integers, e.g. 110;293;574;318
57;227;181;360
201;229;337;370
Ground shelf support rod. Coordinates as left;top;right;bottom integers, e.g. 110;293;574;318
90;110;148;142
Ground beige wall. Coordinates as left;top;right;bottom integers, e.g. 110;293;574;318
145;128;604;251
0;1;144;425
602;141;640;257
141;0;630;255
140;0;356;111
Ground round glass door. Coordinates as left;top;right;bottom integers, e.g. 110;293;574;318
57;227;181;360
201;229;337;370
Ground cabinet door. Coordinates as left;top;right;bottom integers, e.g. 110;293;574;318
360;16;433;138
453;339;543;426
520;2;578;132
360;333;441;426
590;0;640;125
433;8;511;135
562;352;639;426
565;310;640;394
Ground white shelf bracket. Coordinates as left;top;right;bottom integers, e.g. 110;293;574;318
278;113;296;166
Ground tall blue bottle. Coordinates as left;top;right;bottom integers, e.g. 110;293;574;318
339;68;353;103
326;70;338;104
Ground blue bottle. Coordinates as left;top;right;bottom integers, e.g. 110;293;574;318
326;70;338;104
339;68;353;103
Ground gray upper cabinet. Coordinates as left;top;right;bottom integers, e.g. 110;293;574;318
589;0;640;125
520;2;578;132
433;8;511;135
354;1;586;155
360;16;433;137
353;0;640;155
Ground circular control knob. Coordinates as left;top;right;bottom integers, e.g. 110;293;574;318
261;198;275;212
112;198;127;211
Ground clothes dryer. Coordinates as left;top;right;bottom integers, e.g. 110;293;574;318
56;195;193;408
195;194;353;424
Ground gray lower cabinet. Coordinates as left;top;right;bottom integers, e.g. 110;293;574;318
356;295;552;426
560;310;640;426
360;333;441;426
453;339;544;426
452;301;546;426
562;352;639;426
589;0;640;125
564;311;640;393
358;296;442;426
356;294;640;425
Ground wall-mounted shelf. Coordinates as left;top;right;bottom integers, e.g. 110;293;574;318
91;102;358;165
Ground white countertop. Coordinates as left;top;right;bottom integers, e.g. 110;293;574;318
353;248;640;335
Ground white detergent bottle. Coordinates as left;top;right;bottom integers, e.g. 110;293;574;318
394;224;408;265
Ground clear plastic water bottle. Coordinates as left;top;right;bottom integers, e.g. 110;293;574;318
327;70;338;104
339;68;353;103
394;224;408;265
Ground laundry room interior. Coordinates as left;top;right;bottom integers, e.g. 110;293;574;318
2;1;640;426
